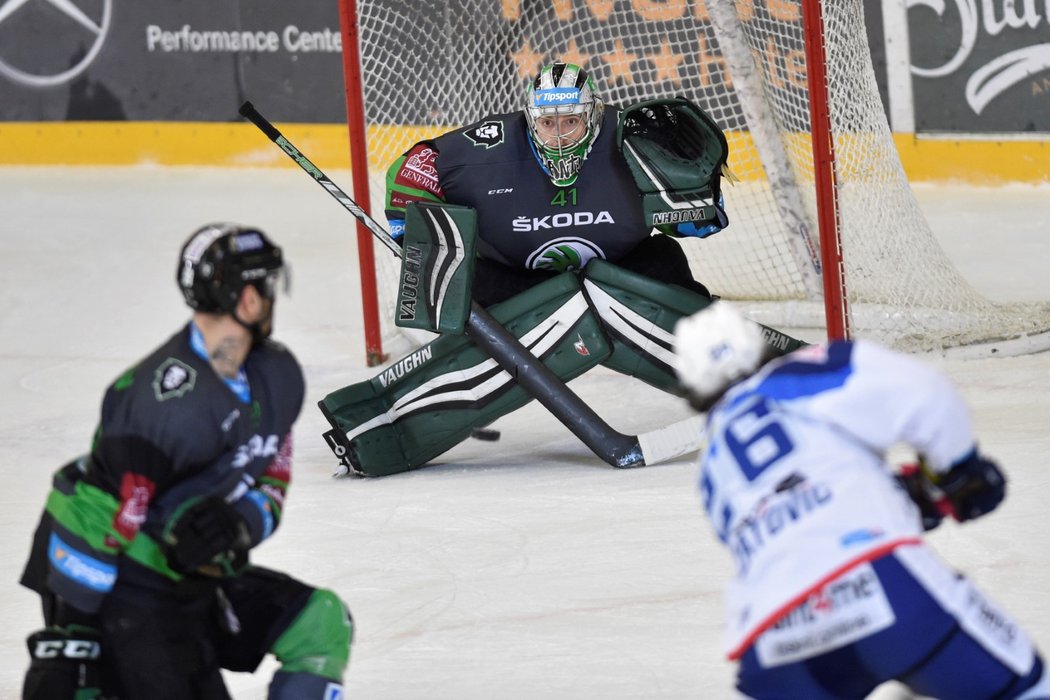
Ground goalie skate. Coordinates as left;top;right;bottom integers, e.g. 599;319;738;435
323;428;365;478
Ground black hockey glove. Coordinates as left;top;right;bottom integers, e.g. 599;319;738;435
935;451;1006;522
23;625;103;700
895;463;945;531
161;496;251;576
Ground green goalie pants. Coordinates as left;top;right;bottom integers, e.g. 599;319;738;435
319;260;804;477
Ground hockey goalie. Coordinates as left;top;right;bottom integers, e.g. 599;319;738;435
319;62;805;477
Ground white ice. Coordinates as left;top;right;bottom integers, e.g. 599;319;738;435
1;167;1048;700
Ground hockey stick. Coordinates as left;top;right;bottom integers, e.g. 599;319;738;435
238;101;703;468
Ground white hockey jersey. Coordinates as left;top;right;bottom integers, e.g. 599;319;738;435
697;340;978;659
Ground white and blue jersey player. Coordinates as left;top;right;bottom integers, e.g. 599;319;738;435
673;302;1049;700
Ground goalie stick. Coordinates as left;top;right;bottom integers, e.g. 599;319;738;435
238;100;703;468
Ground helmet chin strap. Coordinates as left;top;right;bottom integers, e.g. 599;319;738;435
232;305;273;347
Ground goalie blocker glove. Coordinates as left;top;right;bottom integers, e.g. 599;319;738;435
935;450;1007;522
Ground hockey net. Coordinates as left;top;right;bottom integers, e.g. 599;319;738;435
345;0;1050;358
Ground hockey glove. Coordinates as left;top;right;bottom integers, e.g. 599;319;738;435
675;196;728;238
934;451;1006;522
23;625;103;700
161;496;251;576
896;463;946;531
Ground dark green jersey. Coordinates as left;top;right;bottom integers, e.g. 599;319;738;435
21;323;305;612
385;108;653;273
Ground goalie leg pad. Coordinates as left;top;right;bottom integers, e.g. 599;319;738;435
582;260;807;392
582;259;714;393
320;273;611;476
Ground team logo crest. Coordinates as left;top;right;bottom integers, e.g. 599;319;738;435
574;334;590;356
525;237;605;272
152;358;197;401
464;121;504;149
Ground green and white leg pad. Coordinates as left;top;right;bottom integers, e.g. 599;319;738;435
320;273;611;477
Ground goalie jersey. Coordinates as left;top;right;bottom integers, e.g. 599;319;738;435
384;108;653;272
698;340;979;659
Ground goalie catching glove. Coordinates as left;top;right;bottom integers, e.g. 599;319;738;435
161;496;251;576
617;97;730;238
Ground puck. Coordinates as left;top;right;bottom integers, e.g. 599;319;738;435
470;427;501;442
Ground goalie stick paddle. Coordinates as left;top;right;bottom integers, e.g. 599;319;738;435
238;100;703;468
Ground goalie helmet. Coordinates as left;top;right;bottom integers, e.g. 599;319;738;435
177;223;285;314
525;62;604;186
673;302;768;409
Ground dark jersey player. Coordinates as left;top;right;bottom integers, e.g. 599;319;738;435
384;61;727;307
20;224;352;699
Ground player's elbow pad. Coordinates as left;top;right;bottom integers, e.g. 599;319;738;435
936;450;1006;522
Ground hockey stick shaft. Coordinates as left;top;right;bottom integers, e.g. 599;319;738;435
238;101;402;258
463;304;645;467
239;101;700;467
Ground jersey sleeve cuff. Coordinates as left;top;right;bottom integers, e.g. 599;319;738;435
232;490;276;545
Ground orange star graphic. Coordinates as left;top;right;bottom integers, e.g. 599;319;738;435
645;38;685;86
501;0;521;21
558;38;592;72
769;0;800;21
512;40;545;81
600;38;639;85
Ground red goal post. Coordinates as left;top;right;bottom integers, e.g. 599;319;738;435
339;0;1050;364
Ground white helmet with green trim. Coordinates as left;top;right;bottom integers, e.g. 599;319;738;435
525;62;604;187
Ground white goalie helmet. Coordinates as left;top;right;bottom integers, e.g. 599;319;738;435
673;302;768;405
525;62;604;186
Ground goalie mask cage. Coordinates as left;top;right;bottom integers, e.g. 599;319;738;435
339;0;1050;362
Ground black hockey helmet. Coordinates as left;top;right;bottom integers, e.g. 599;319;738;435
177;223;285;314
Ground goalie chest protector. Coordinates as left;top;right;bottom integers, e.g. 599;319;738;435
431;109;649;271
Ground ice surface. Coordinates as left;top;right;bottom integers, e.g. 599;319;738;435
1;168;1047;699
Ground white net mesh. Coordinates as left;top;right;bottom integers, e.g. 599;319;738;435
349;0;1050;356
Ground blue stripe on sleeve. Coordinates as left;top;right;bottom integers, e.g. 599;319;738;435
757;341;855;400
245;490;275;540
